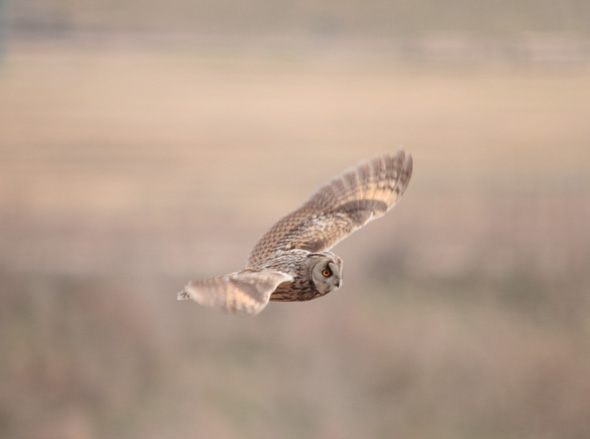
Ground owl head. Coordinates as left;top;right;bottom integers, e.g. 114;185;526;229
308;252;343;296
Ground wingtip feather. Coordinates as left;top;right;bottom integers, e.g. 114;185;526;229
177;289;191;301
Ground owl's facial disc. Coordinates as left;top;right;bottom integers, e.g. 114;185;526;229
310;253;343;295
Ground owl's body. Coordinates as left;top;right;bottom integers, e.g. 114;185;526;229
178;150;413;315
250;250;342;302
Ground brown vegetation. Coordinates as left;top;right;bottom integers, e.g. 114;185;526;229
1;43;589;438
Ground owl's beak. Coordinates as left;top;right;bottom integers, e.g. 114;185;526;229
335;279;341;288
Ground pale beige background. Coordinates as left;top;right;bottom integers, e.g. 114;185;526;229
1;2;590;438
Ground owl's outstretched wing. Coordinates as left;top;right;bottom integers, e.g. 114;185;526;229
247;150;413;267
177;269;294;315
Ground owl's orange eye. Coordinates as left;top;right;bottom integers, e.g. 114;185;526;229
322;268;332;277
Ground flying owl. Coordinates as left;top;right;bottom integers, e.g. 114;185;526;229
177;150;413;315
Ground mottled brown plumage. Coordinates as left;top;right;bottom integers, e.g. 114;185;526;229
178;150;413;315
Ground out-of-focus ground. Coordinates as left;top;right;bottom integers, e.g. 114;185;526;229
1;5;590;437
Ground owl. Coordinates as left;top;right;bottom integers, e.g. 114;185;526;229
177;150;413;315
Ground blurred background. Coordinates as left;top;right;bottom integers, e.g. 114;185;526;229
1;1;590;438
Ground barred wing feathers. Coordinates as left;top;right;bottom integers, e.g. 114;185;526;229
247;150;413;267
178;269;294;315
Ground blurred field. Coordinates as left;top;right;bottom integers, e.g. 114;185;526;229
1;41;590;439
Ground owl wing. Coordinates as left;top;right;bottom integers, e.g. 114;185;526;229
177;269;294;315
247;150;413;266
